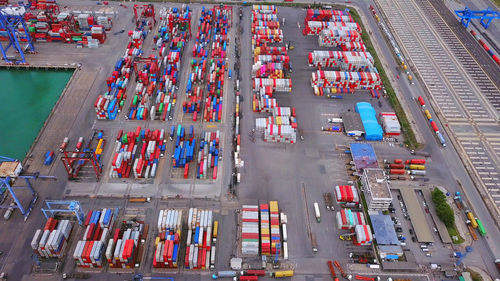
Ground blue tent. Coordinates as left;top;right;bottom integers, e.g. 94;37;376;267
355;102;383;141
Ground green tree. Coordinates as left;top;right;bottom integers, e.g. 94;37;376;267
436;204;455;227
432;188;446;203
431;188;455;227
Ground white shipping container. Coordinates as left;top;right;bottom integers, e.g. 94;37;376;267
282;224;288;241
31;229;42;250
105;239;114;260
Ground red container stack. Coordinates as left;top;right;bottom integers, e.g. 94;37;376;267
31;218;73;259
153;209;182;269
259;203;270;256
311;70;382;90
110;127;166;179
335;209;365;230
241;205;259;255
334;185;360;206
105;220;147;269
73;209;115;268
354;224;372;246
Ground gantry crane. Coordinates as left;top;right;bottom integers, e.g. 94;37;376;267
455;6;500;29
0;5;35;64
41;200;85;225
0;156;55;220
134;4;155;26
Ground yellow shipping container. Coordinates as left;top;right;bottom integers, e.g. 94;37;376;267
155;237;160;246
424;109;432;120
213;221;218;238
269;201;279;212
467;212;478;228
274;270;294;278
261;228;270;235
409;164;425;170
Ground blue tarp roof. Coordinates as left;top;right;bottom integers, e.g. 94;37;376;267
349;143;379;171
370;214;400;245
355;102;383;141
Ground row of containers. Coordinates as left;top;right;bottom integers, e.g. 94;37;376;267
152;208;218;270
170;125;221;179
94;30;147;120
470;30;500;65
71;208;149;269
303;9;384;96
417;96;446;147
73;208;116;268
383;158;427;176
31;218;73;259
94;2;160;120
126;6;192;121
336;209;373;246
251;5;297;144
335;185;360;207
187;6;232;123
110;127;166;179
109;125;220;179
240;201;288;260
255;107;297;144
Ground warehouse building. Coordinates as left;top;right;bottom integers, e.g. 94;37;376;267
379;112;401;135
361;168;392;211
378;245;404;259
355;102;383;141
341;112;364;137
349;143;379;174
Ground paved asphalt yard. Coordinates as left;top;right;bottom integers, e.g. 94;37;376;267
0;0;499;280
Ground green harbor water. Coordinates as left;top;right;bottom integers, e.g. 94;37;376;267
0;68;74;160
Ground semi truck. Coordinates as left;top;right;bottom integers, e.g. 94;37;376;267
323;192;334;211
410;150;430;157
311;232;318;253
313;202;321;222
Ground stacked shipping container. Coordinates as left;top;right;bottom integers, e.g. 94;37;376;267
335;209;365;229
334;185;360;206
31;218;73;259
354;224;372;246
153;209;182;268
104;220;147;269
110;127;166;178
269;201;281;255
171;125;196;178
185;208;214;270
380;112;401;135
308;50;375;72
251;5;297;144
241;205;259;255
205;59;225;122
259;203;270;256
304;9;382;96
74;208;114;268
311;70;382;90
20;8;113;45
303;21;361;35
196;130;220;179
94;31;144;119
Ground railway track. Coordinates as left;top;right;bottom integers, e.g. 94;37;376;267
417;0;500;111
375;0;500;209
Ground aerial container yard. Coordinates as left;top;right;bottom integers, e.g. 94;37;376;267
1;0;500;280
